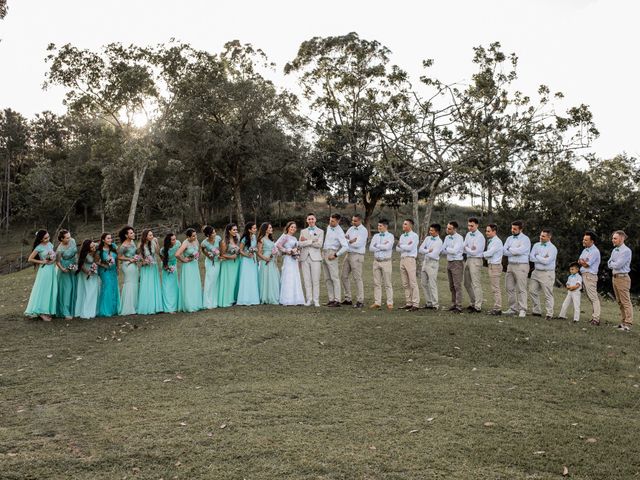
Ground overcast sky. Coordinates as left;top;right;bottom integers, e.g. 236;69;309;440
0;0;637;159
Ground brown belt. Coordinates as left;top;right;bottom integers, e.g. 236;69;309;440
613;273;629;278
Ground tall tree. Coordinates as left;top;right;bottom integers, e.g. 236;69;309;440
0;109;30;232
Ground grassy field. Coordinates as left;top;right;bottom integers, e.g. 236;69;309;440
1;256;639;479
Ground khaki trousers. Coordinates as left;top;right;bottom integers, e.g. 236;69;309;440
559;290;581;322
447;260;464;308
420;259;440;307
529;269;555;317
373;258;393;306
581;272;601;321
400;256;420;307
322;249;341;302
506;263;529;312
301;258;322;305
463;257;484;309
612;274;633;325
341;252;365;303
488;264;503;310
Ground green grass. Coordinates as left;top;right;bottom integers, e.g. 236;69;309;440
1;256;639;479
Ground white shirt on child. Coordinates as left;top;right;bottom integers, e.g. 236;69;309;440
566;273;582;291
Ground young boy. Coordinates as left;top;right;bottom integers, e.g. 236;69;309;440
558;262;582;322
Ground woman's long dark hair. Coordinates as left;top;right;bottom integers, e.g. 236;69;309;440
118;225;134;244
239;222;256;250
224;223;238;246
139;229;152;256
202;225;214;238
97;232;117;261
257;222;272;245
76;239;94;275
32;229;48;253
162;232;175;269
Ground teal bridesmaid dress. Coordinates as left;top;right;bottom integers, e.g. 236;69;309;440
161;240;181;313
75;253;99;319
56;239;78;318
24;242;59;317
119;242;139;316
202;236;221;309
259;238;281;305
217;242;240;308
236;235;260;306
137;242;163;315
97;248;120;317
179;242;203;312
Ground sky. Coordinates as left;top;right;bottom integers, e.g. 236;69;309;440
0;0;638;159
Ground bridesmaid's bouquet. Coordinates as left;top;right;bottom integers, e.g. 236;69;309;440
46;250;57;263
132;254;142;264
88;263;98;278
67;263;78;272
107;255;115;267
143;255;156;265
165;265;177;273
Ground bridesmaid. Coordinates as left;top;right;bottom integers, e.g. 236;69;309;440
137;229;163;315
236;222;260;306
217;223;241;308
118;226;139;316
257;222;281;305
55;229;78;319
24;229;58;321
201;225;221;309
97;232;120;317
75;239;100;319
160;232;181;313
176;228;203;312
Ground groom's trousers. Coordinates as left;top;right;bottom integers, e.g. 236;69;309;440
301;257;322;305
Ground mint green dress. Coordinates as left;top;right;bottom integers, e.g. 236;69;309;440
217;242;240;308
202;236;221;309
119;242;139;316
236;235;260;305
56;239;78;318
137;242;163;315
24;242;59;317
75;254;99;319
161;240;181;313
259;238;281;305
179;242;203;312
97;248;120;317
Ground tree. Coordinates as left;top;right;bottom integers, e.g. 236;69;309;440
0;0;7;19
0;109;30;232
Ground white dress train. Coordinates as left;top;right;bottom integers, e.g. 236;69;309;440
276;235;305;306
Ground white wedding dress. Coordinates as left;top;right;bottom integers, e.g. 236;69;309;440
276;235;305;306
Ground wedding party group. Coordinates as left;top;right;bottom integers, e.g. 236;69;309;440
23;212;634;331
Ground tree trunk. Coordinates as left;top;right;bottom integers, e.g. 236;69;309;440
422;193;437;235
233;182;245;227
127;166;147;227
411;189;419;236
4;155;10;233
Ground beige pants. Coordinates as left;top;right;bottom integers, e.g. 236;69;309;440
488;264;503;310
581;272;601;321
341;252;365;303
322;249;341;302
301;258;322;305
529;269;555;316
373;258;393;306
447;260;464;308
613;274;633;325
420;259;440;307
559;290;581;321
400;256;420;307
506;263;529;312
463;257;484;309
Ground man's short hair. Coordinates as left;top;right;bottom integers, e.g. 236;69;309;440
487;223;498;232
448;220;459;229
542;228;552;236
404;218;414;226
330;213;341;221
613;230;627;240
468;217;479;225
584;230;597;242
430;223;441;233
306;212;316;218
511;220;524;229
378;219;389;227
352;213;362;220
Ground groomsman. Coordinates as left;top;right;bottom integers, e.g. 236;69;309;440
369;219;394;310
322;213;349;307
463;217;485;312
578;230;601;325
608;230;633;331
441;221;464;313
503;220;531;318
299;213;324;307
341;214;369;308
483;224;504;315
528;229;558;320
418;223;443;310
396;219;420;311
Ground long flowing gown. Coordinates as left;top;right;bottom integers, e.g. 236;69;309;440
75;254;99;319
236;235;261;306
24;242;59;317
97;248;120;317
277;235;305;306
161;240;181;313
56;239;77;318
179;242;203;312
259;238;281;305
217;242;240;308
202;236;221;309
137;242;163;315
118;242;139;316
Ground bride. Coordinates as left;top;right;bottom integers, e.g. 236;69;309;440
276;221;305;306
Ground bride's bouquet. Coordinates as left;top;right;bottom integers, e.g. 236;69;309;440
290;246;301;261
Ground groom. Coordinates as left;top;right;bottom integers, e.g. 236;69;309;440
299;213;324;307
